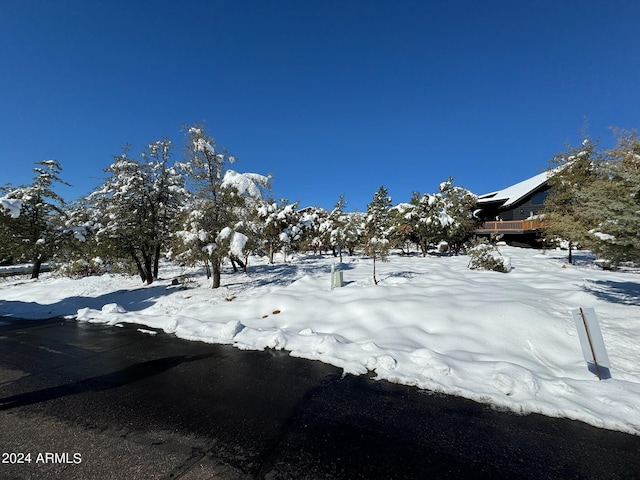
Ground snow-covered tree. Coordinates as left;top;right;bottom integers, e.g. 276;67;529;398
0;160;69;278
299;206;330;254
343;211;365;256
0;190;21;264
226;180;271;272
407;191;453;256
325;195;350;261
87;140;187;284
174;124;269;286
257;199;301;263
170;199;210;271
173;172;268;279
543;136;603;263
363;186;392;284
387;180;474;256
467;237;511;273
389;203;417;255
55;197;110;277
577;129;640;265
439;178;478;253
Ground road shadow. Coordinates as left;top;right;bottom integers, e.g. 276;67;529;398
0;353;214;411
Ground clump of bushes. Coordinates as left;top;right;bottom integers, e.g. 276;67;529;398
467;238;511;273
57;258;107;278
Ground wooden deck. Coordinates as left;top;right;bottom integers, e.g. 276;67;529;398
475;219;546;234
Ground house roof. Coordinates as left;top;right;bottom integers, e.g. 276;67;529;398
476;170;551;208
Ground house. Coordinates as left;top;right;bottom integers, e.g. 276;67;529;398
474;170;551;247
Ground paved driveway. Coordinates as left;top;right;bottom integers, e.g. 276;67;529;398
1;318;639;479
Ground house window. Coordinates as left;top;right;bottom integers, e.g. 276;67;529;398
530;191;548;205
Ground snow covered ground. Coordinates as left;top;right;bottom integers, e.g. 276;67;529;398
1;246;640;435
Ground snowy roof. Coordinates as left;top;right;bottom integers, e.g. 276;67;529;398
476;170;551;208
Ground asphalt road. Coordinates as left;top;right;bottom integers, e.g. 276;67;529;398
0;317;639;480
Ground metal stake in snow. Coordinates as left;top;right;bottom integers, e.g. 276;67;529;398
580;308;602;380
571;307;611;380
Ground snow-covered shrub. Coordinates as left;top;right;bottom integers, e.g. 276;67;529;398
57;258;107;278
437;241;449;253
467;238;511;273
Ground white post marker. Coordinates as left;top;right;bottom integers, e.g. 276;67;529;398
571;307;611;380
331;263;335;290
330;263;343;290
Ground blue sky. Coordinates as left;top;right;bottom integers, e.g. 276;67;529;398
2;1;639;211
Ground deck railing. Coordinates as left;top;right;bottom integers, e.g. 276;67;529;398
476;219;546;233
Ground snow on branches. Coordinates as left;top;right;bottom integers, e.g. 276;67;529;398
0;196;22;218
221;170;270;200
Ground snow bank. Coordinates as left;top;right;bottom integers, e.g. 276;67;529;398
2;248;640;435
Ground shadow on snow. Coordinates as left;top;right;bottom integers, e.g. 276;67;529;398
222;258;356;292
0;258;358;319
0;284;182;319
582;279;640;306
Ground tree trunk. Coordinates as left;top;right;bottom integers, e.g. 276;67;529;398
212;260;221;289
153;243;161;279
204;259;211;279
269;243;275;264
143;252;154;285
373;256;378;285
131;251;147;284
31;256;42;280
568;241;573;264
232;256;247;273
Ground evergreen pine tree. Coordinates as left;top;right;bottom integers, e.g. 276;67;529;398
327;194;348;261
577;129;640;264
343;212;364;256
87;140;186;284
0;160;69;278
176;124;269;287
408;191;447;256
439;178;478;253
299;206;329;255
543;137;602;263
389;203;416;255
363;186;392;284
257;199;300;263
